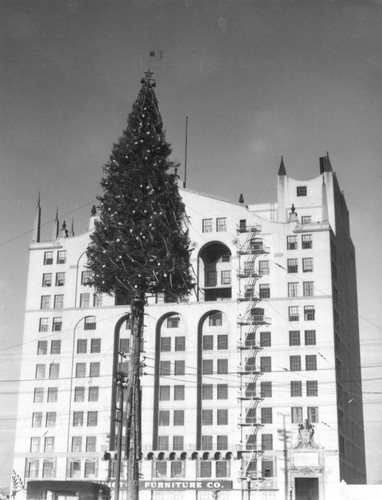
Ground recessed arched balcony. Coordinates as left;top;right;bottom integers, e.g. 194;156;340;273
198;242;232;301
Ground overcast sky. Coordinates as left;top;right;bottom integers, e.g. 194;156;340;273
0;0;381;488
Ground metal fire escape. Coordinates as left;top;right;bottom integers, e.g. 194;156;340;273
236;222;271;483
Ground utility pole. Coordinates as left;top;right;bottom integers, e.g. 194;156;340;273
278;413;289;500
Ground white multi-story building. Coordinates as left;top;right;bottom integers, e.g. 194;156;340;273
13;155;366;500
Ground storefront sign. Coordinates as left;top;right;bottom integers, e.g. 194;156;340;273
139;480;233;490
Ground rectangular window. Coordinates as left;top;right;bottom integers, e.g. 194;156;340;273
32;412;43;427
288;282;298;298
259;284;270;299
289;330;300;346
41;295;50;310
90;338;101;354
160;361;171;376
39;317;49;332
35;364;46;379
159;410;170;426
88;386;99;402
201;436;213;450
42;460;55;478
202;359;213;375
291;407;303;423
89;362;100;378
202;384;213;400
175;336;185;351
76;363;86;378
244;261;255;277
30;437;40;453
200;460;212;477
73;411;84;427
221;270;231;285
80;293;90;308
157;436;169;451
302;234;312;249
50;340;61;355
120;338;130;353
302;257;313;272
49;363;59;379
93;294;103;307
203;335;213;350
307;380;318;396
37;341;47;355
287;236;297;250
160;337;171;352
57;250;66;264
217;335;228;349
297;185;307;196
87;411;98;426
205;271;217;287
54;294;64;309
202;218;213;233
167;315;180;328
174;385;185;401
260;331;271;347
84;461;96;478
301;215;311;224
159;386;170;401
217;409;228;425
173;410;184;426
46;412;56;427
209;312;222;326
81;270;92;285
216;460;228;478
45;437;55;453
171;461;183;478
174;360;185;376
86;436;97;452
25;459;39;479
77;339;87;354
287;258;298;273
291;381;302;397
216;217;227;232
155;461;167;477
52;317;62;332
44;251;54;265
308;407;319;423
173;436;184;450
290;356;301;371
34;388;44;403
305;330;316;345
261;407;273;424
262;460;274;478
306;355;317;371
303;281;314;297
217;435;228;450
74;387;85;402
221;254;230;262
202;409;213;426
289;306;299;322
260;381;272;398
55;272;65;286
84;316;96;330
260;356;271;372
258;260;270;275
261;434;273;450
42;273;52;287
217;359;228;374
217;384;228;399
304;306;315;321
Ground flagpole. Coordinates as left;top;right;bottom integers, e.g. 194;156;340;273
183;116;188;189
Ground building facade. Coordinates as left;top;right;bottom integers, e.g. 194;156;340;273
13;156;366;500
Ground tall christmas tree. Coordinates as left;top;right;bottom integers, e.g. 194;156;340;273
86;71;194;500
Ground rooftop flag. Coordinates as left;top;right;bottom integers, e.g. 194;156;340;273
149;50;163;61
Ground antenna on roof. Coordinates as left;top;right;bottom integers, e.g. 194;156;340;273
183;116;189;189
